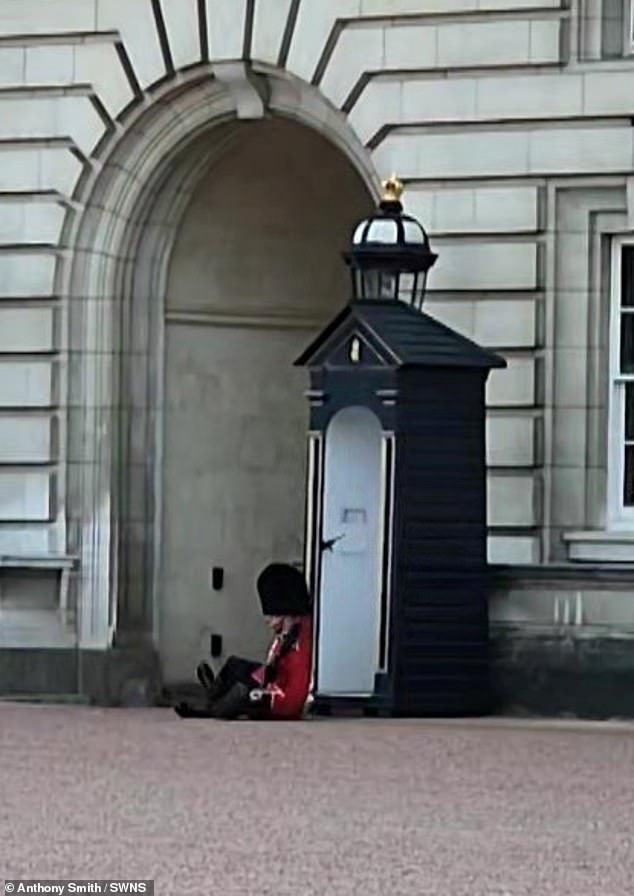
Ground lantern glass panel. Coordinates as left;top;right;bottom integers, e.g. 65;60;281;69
413;272;427;309
359;269;399;300
352;268;365;301
398;272;415;306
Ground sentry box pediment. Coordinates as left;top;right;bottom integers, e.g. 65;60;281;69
295;300;506;372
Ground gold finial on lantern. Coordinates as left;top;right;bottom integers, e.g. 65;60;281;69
381;174;404;203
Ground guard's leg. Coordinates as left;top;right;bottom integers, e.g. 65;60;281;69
209;682;252;719
219;656;262;686
195;656;258;705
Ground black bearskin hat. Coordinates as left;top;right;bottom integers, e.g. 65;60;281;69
257;563;312;617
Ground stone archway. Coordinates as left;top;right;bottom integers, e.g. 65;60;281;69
66;68;376;694
161;118;372;681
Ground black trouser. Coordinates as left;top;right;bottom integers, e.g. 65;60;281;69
174;656;269;720
208;656;262;699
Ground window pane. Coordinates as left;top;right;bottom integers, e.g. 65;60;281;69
626;383;634;440
362;271;380;299
361;270;397;299
622;247;634;307
398;272;414;304
620;315;634;372
624;445;634;506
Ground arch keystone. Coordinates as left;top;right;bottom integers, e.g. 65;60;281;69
212;61;268;119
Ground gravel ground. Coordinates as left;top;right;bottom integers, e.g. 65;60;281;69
1;704;633;895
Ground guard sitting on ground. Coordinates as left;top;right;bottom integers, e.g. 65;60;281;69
174;563;313;721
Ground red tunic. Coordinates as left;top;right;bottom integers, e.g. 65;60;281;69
251;617;313;720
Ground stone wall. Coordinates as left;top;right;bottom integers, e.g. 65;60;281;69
0;0;632;708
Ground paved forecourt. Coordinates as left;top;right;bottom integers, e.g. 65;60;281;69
1;704;633;895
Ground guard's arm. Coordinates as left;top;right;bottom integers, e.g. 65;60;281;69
262;623;301;687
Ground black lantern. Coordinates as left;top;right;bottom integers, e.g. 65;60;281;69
344;176;438;309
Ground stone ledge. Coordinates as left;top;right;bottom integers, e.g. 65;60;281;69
562;530;634;563
0;554;77;569
491;561;634;584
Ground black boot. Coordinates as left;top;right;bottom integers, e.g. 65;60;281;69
174;701;214;718
196;662;215;690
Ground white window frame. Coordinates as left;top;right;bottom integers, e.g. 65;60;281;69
629;0;634;53
608;237;634;528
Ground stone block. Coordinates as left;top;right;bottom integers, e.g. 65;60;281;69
23;203;66;245
553;408;588;468
321;26;383;108
374;131;529;180
555;233;590;292
486;415;536;467
1;150;73;201
529;127;633;176
350;80;401;145
0;96;103;158
362;0;561;8
0;203;62;255
0;203;24;243
529;20;562;63
252;0;293;65
206;0;248;60
428;298;537;351
0;149;40;192
373;126;633;180
0;526;50;554
0;48;25;85
429;242;537;291
384;23;438;69
0;98;57;141
38;148;83;195
486;358;536;408
402;79;477;124
392;181;547;246
0;471;51;521
490;587;562;626
361;0;471;10
25;46;74;83
0;309;54;353
424;300;475;341
474;300;537;348
584;71;634;116
0;254;56;297
554;289;593;349
97;0;165;88
0;417;53;464
378;17;559;71
286;0;358;82
487;535;541;565
0;0;96;35
551;467;586;527
159;0;200;69
553;348;595;407
0;362;54;407
487;473;539;527
579;589;634;626
437;21;532;68
474;188;539;234
476;73;583;121
58;96;106;157
74;43;135;119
